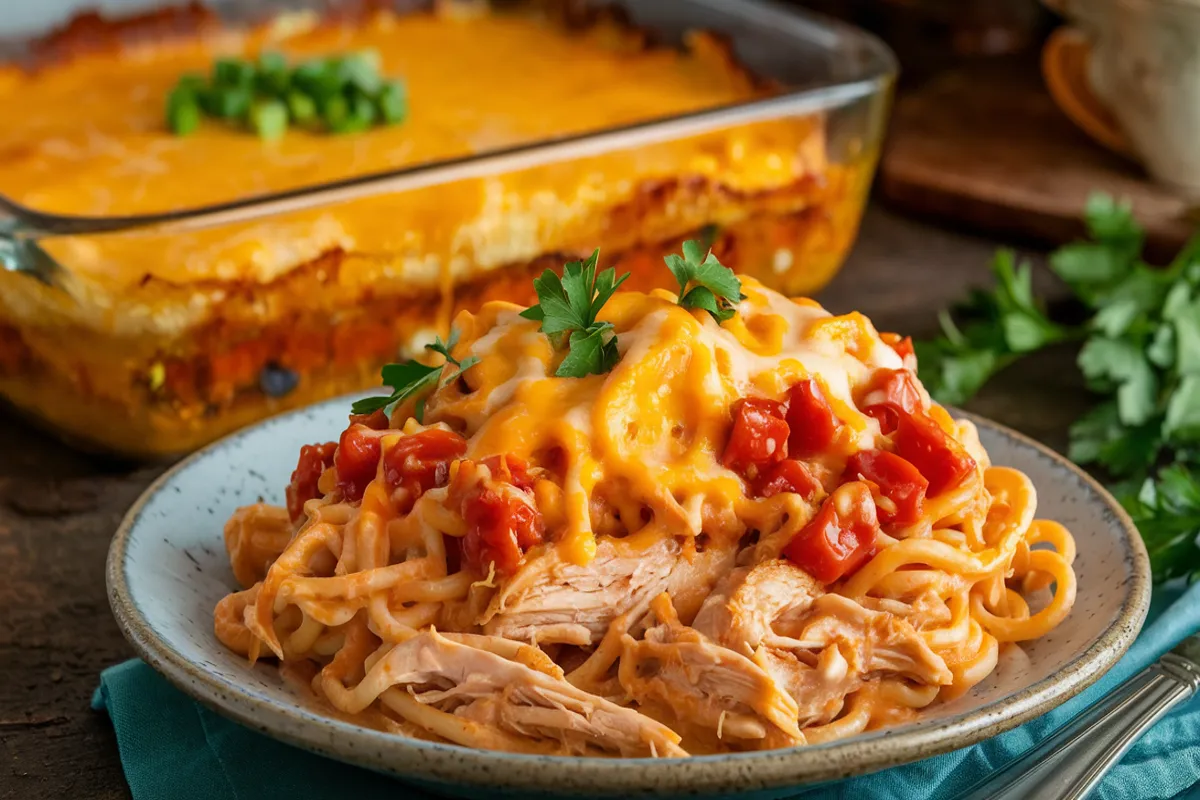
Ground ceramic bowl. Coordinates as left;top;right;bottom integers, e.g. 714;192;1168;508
106;397;1151;798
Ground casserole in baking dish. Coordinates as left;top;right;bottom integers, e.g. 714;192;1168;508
0;0;894;456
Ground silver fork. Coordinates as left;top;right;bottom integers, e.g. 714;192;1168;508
960;634;1200;800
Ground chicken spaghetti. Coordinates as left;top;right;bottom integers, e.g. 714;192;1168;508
214;244;1076;756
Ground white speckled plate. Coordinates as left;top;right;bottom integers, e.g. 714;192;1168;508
106;397;1151;799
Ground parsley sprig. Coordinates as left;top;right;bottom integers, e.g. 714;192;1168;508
520;250;629;378
425;329;480;385
915;194;1200;582
666;239;745;323
351;330;477;418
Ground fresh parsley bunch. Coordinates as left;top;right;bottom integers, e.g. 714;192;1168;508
914;250;1076;405
916;194;1200;582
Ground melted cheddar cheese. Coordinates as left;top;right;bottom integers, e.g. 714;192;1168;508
0;7;817;295
1;10;771;217
426;278;905;565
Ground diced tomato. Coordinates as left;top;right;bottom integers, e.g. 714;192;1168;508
461;485;545;576
285;441;337;521
481;454;536;492
844;449;928;527
335;424;383;502
783;482;879;583
892;336;917;370
881;333;918;372
894;413;977;496
348;409;390;430
785;379;840;458
861;369;923;434
722;397;790;472
754;459;823;501
383;429;468;498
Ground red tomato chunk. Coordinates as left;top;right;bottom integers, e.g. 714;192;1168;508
384;429;467;498
755;459;823;501
884;334;918;371
285;441;337;521
348;409;390;430
785;379;841;458
894;413;977;495
844;449;927;527
461;483;544;576
481;454;537;492
722;398;790;472
335;424;383;503
861;369;923;434
783;482;879;583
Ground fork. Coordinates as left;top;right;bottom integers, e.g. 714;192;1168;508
960;634;1200;800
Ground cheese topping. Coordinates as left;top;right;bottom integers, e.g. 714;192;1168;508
426;278;895;564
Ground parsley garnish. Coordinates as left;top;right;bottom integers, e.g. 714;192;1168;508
915;193;1200;582
351;330;477;418
425;328;480;384
351;361;440;417
914;249;1076;405
665;239;745;323
520;250;629;378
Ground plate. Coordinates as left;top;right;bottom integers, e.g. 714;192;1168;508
106;397;1151;798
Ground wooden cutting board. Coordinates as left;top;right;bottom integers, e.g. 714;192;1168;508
877;58;1194;259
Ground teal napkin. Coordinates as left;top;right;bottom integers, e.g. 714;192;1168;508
95;582;1200;800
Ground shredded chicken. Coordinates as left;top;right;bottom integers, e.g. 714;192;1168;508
772;594;953;685
354;630;687;757
754;644;859;727
687;560;952;728
618;595;804;747
863;589;955;632
691;559;822;656
482;536;734;646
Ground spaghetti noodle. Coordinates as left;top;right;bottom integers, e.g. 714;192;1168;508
214;273;1076;757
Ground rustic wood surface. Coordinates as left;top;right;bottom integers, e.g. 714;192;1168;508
878;58;1196;260
0;205;1092;800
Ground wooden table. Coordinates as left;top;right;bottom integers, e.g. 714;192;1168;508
0;205;1093;800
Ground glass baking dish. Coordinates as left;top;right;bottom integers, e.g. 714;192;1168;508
0;0;895;457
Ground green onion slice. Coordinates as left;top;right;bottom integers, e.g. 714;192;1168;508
250;98;289;140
